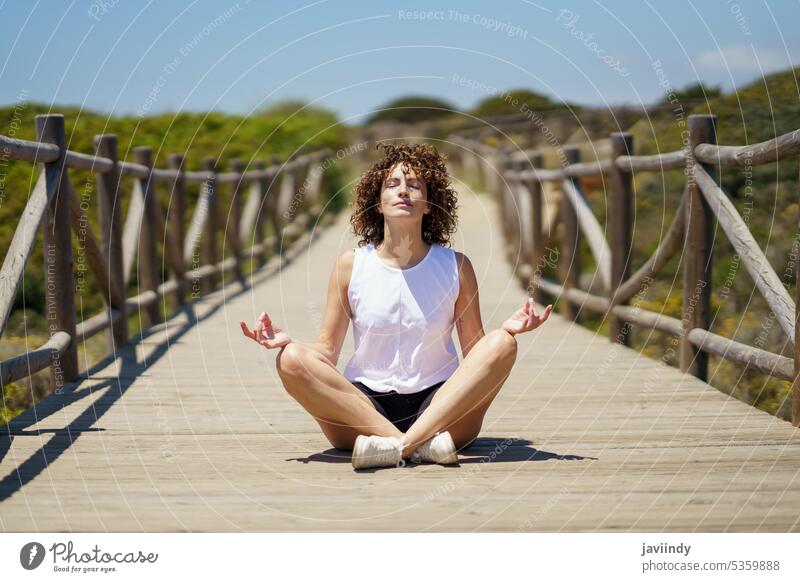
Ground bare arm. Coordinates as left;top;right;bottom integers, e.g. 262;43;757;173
239;251;353;361
452;252;554;359
453;252;485;359
296;249;354;366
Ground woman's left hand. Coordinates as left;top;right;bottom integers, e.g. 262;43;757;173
501;298;553;336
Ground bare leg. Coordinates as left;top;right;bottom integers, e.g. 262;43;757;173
275;342;404;449
402;329;517;458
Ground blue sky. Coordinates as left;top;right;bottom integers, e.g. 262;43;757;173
1;0;797;122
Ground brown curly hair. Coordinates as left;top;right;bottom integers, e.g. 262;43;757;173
349;143;459;247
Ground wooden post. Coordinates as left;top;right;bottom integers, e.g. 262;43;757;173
507;156;525;261
267;155;283;256
227;158;244;282
94;134;128;350
254;159;269;267
561;145;582;322
681;115;716;380
499;152;514;251
304;152;326;219
201;157;218;294
609;132;635;345
293;157;310;221
793;170;800;427
166;153;187;308
133;146;161;328
36;114;79;384
528;151;546;305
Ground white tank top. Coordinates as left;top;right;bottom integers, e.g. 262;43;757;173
343;242;461;394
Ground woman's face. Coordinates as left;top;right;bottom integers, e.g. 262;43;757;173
377;161;430;221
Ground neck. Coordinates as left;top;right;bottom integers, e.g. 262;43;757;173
378;220;430;267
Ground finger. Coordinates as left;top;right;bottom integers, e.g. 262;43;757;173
239;321;255;339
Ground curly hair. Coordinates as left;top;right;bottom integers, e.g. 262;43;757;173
349;143;459;247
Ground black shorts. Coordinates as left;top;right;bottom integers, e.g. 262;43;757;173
350;380;445;433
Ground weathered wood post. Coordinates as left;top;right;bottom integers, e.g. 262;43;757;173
253;159;269;267
793;175;800;427
94;134;128;350
561;145;582;322
132;146;161;328
36;114;79;383
166;153;187;308
608;132;635;345
227;158;244;282
267;155;283;256
293;155;311;225
499;151;516;255
528;151;546;305
200;157;218;294
509;155;527;262
681;115;716;380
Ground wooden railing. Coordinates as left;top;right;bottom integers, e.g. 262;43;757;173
0;113;335;391
449;115;800;426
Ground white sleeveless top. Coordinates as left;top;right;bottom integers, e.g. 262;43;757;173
343;242;461;394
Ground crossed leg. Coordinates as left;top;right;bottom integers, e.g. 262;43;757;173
275;328;518;458
401;329;517;457
275;343;403;448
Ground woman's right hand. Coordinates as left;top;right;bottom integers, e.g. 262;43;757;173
239;312;292;349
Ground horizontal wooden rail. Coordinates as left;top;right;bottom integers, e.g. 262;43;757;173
616;149;687;172
694;129;800;167
0;134;60;163
0;332;71;386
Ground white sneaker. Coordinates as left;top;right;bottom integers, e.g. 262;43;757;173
351;435;405;469
409;431;458;465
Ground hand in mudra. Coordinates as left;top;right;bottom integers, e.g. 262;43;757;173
239;312;292;349
501;298;553;336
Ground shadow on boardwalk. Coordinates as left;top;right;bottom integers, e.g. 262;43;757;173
286;438;597;467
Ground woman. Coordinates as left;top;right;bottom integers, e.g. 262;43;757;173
240;143;552;469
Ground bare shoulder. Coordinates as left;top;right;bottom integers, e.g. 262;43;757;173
329;248;357;318
334;248;356;282
453;250;475;276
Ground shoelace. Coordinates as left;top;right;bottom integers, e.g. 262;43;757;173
370;437;405;467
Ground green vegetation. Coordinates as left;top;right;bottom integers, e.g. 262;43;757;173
471;88;568;118
366;95;458;124
659;81;722;103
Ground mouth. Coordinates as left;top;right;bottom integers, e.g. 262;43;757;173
393;201;413;207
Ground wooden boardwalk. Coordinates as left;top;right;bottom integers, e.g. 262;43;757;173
1;186;799;532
